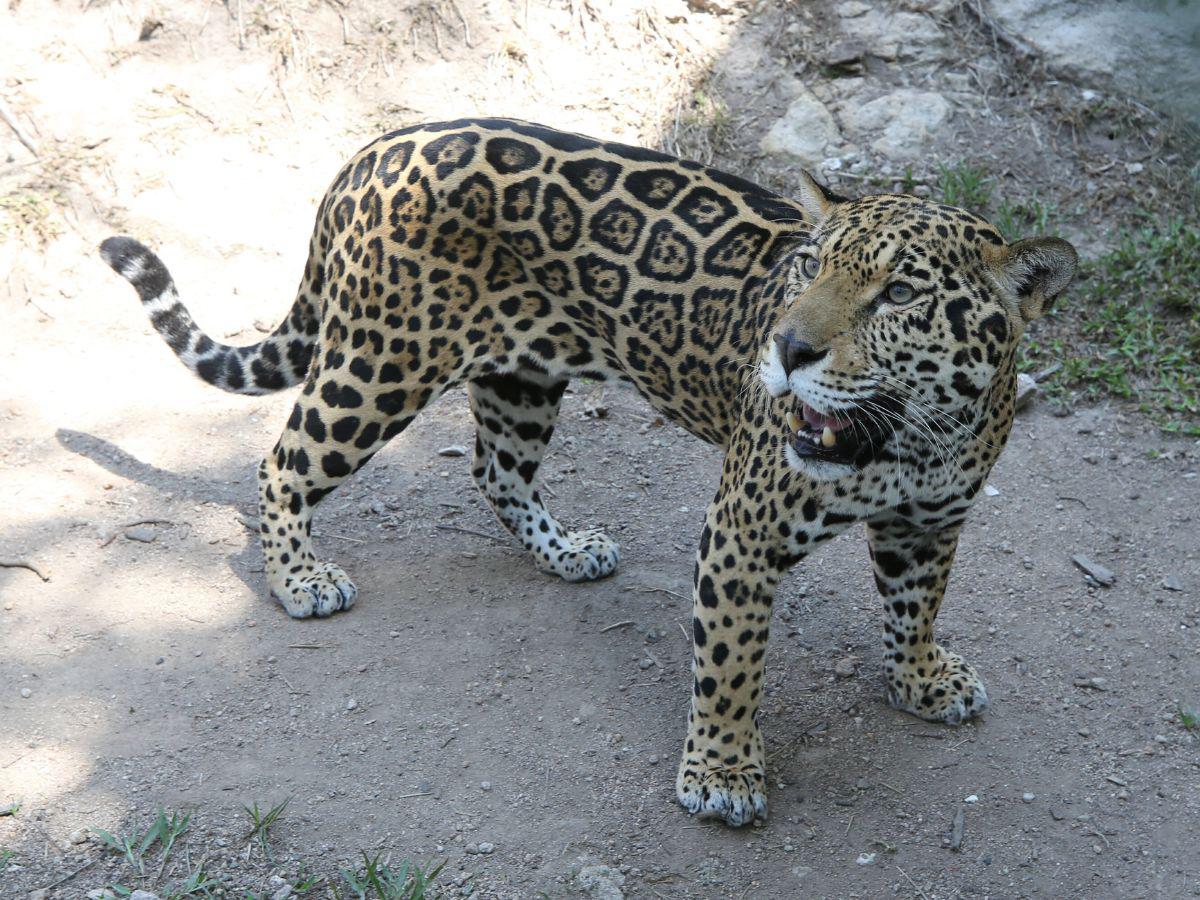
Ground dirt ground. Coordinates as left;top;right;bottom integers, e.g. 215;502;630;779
2;0;1198;897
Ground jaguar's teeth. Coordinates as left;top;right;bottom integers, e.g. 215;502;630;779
786;412;802;433
821;426;836;448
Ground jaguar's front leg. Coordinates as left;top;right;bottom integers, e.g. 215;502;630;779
675;479;787;827
867;518;988;724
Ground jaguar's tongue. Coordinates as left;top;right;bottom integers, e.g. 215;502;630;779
801;403;852;433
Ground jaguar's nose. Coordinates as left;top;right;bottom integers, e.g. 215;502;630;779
773;332;828;376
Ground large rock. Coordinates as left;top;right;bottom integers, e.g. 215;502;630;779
760;86;844;167
988;0;1200;124
841;89;952;161
843;9;946;61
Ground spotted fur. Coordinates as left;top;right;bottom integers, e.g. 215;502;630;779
100;118;1077;827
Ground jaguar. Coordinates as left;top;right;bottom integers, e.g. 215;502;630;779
100;117;1077;826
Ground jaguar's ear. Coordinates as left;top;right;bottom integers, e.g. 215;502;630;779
989;237;1078;321
796;170;848;225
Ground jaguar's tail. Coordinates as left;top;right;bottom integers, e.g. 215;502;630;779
99;235;319;395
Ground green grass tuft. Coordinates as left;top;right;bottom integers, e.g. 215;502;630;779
1055;218;1200;433
243;798;290;861
337;853;447;899
937;162;993;212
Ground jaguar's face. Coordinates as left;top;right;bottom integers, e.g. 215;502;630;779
760;186;1077;480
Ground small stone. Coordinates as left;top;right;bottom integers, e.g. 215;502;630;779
686;0;734;14
1162;575;1183;592
125;526;158;543
835;0;870;15
1125;162;1144;175
438;445;468;457
155;656;164;665
1014;372;1038;411
465;843;479;854
648;754;659;765
1050;807;1065;821
346;698;358;711
87;891;119;900
69;828;88;844
477;841;495;854
1071;555;1116;586
638;658;653;670
1116;789;1130;801
1022;792;1035;803
855;851;876;866
129;892;161;900
983;484;1000;497
480;781;491;791
576;864;626;899
964;794;979;804
19;687;31;699
833;656;858;678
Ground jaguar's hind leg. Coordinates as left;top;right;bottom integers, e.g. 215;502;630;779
258;383;426;618
468;373;619;582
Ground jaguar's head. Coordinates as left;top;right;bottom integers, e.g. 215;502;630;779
760;174;1077;481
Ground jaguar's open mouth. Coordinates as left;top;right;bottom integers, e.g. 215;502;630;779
784;397;899;467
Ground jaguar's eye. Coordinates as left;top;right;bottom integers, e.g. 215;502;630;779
884;282;915;304
800;254;820;279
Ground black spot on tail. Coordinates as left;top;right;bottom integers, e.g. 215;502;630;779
99;236;174;304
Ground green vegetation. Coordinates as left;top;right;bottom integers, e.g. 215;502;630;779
94;808;191;877
1053;218;1199;434
335;852;447;899
937;162;993;211
936;161;1056;242
1180;704;1200;734
93;808;213;898
84;803;440;898
243;798;290;861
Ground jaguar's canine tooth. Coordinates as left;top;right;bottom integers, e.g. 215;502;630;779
821;426;836;448
787;412;802;433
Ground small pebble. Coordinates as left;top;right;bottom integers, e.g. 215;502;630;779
155;657;164;665
1022;792;1035;803
346;698;358;711
964;794;979;804
438;445;468;457
833;657;858;679
638;659;653;670
648;754;659;766
19;688;31;699
480;781;491;791
69;829;88;844
855;852;876;866
477;842;495;854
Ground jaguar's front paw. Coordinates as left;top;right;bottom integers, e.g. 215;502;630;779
886;645;988;725
271;562;358;619
539;528;620;582
675;746;767;827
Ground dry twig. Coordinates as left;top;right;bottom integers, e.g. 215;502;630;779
0;97;39;158
0;559;49;581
